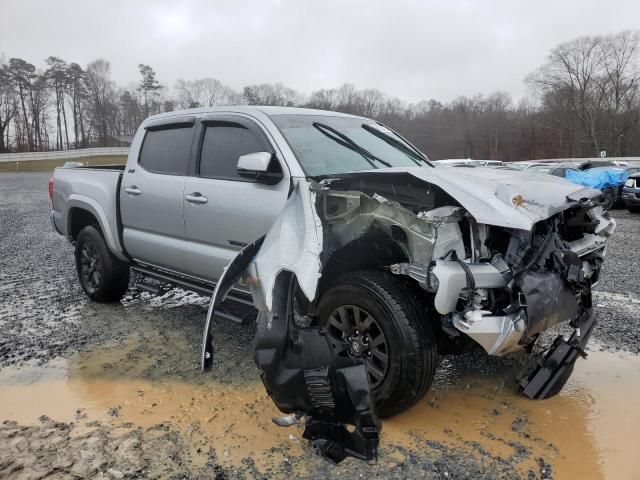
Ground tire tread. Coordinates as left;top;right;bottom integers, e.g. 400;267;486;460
321;270;437;417
75;225;130;302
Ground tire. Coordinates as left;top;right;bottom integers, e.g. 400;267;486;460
74;225;130;302
317;270;437;418
628;206;640;214
601;188;615;210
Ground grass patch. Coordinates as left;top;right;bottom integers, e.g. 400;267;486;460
0;155;127;173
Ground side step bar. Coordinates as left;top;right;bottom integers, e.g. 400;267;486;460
135;280;163;296
131;265;255;324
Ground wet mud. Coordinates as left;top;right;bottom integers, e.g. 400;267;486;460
2;327;639;479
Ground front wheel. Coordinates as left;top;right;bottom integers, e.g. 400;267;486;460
75;225;130;302
317;270;437;418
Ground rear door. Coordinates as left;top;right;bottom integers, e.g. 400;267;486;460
183;114;289;282
120;118;195;272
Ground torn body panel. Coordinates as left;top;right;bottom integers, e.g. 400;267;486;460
250;181;323;312
201;237;379;464
253;272;379;463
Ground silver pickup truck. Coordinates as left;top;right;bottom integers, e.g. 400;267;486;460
51;106;615;462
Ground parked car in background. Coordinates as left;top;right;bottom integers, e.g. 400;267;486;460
434;159;505;167
588;166;640;208
565;166;636;209
525;162;638;209
433;159;475;167
510;162;549;171
615;166;640;207
569;160;618;170
471;159;505;167
486;165;520;171
622;172;640;213
526;164;574;177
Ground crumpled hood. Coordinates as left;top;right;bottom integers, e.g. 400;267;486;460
343;166;602;230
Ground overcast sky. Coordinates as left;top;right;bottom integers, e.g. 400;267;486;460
1;0;639;104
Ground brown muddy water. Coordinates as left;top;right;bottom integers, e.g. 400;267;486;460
1;332;639;479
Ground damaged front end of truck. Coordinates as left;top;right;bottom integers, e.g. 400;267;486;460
202;167;615;463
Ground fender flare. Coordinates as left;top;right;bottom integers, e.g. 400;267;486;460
66;195;127;261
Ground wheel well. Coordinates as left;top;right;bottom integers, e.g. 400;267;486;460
68;208;101;240
319;226;408;292
317;227;463;353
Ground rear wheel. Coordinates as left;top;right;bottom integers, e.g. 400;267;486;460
318;270;437;418
75;225;130;302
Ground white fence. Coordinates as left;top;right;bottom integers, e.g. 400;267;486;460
0;147;130;163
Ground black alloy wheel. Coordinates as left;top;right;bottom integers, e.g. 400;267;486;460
325;304;389;388
79;239;102;294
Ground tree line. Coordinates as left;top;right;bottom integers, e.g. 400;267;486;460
1;30;639;160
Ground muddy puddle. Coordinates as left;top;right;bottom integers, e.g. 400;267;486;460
1;332;639;479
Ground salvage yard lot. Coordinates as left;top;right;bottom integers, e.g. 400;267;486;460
1;172;639;479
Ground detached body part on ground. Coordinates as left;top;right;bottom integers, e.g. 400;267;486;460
208;166;615;463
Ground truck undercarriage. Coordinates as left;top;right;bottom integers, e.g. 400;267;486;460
202;170;615;463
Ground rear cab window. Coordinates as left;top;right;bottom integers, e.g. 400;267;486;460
138;123;194;175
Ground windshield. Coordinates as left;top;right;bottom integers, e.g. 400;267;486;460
270;114;430;176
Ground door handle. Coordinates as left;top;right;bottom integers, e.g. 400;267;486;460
125;185;141;196
185;192;208;205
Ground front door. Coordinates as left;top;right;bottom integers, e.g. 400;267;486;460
183;115;289;282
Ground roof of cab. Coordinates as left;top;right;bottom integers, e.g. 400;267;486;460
145;105;364;123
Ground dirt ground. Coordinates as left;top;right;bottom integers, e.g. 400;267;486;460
1;172;640;479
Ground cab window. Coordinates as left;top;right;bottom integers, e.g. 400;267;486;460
199;122;272;180
138;125;193;175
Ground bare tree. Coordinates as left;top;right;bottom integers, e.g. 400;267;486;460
598;31;640;155
0;63;18;153
67;63;87;148
45;56;71;150
85;59;116;145
242;82;301;106
529;35;606;155
175;78;239;108
137;64;163;117
308;88;339;110
1;30;639;158
8;58;37;150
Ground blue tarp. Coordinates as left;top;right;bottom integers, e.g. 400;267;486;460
565;168;629;190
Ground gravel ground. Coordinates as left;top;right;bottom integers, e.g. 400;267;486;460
1;172;639;479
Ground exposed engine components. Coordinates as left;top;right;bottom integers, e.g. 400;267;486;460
430;260;509;314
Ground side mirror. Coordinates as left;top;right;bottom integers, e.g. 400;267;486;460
237;152;283;185
237;151;272;173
